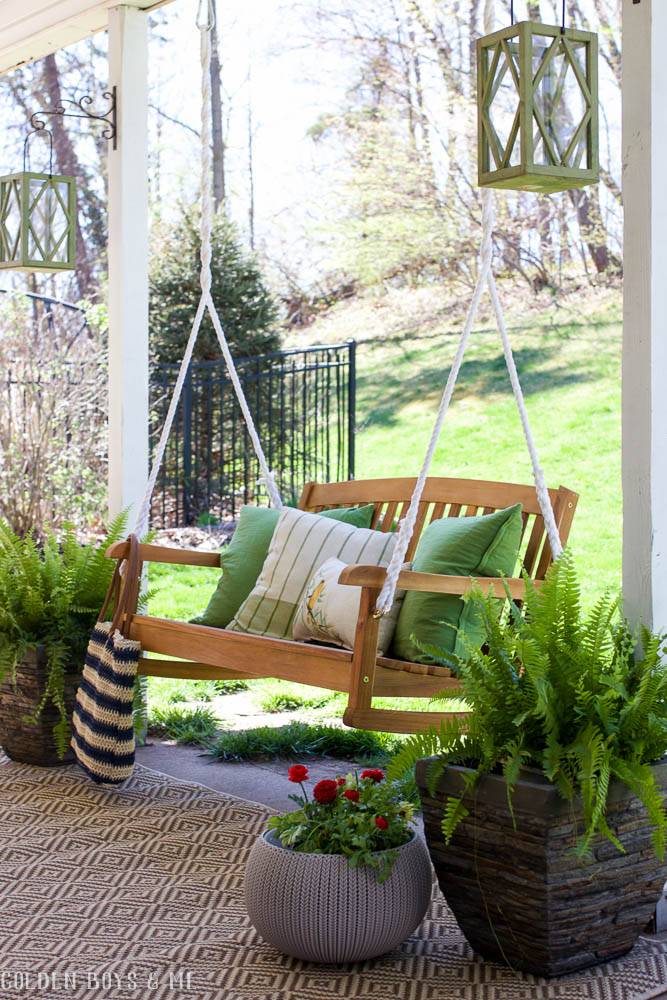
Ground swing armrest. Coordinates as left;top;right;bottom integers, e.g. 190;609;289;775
106;540;221;568
337;564;535;600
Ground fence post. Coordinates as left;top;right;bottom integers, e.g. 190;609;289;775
347;339;356;481
182;369;193;525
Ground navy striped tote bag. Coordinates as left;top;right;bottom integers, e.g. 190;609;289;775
72;535;142;784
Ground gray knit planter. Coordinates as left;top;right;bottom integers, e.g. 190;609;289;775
245;829;432;963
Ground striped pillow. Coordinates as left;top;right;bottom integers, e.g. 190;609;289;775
228;507;397;640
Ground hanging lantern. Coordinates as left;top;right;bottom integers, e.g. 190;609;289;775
0;129;76;273
477;21;599;193
0;170;77;272
0;89;117;274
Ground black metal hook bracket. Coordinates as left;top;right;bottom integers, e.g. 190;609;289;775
27;86;117;151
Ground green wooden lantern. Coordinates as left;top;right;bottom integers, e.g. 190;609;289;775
0;171;77;272
477;21;598;193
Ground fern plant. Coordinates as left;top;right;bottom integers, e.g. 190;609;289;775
388;551;667;859
0;514;128;757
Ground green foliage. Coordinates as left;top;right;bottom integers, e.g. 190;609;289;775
208;721;402;762
0;513;128;755
147;563;222;623
162;679;220;704
214;678;249;695
312;108;452;288
268;766;415;881
258;690;335;713
388;552;667;859
149;704;219;745
149;209;281;364
133;677;148;747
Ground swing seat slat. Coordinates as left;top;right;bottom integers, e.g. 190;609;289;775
132;625;457;699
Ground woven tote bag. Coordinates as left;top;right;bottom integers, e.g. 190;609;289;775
71;535;142;784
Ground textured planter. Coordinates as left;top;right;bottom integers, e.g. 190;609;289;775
0;646;79;766
416;756;667;978
245;829;432;963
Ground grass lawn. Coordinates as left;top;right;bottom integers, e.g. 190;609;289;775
354;300;622;604
147;286;623;748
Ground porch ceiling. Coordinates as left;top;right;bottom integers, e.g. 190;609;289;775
0;0;173;75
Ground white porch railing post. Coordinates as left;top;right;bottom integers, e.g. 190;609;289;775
622;0;667;633
107;5;149;525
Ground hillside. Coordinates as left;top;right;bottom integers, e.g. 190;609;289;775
288;283;623;603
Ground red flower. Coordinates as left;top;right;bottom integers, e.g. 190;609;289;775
343;789;360;803
288;764;309;783
336;777;346;786
374;816;389;830
313;779;339;804
361;768;385;783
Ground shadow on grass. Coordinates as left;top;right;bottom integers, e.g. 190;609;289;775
359;345;593;430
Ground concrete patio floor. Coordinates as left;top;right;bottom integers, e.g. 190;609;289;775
136;739;362;812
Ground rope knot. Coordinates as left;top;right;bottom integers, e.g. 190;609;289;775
199;270;212;296
257;469;279;489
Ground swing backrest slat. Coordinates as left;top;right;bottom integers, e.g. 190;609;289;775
299;477;578;581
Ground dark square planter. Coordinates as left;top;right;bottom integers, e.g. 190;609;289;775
416;756;667;977
0;646;80;767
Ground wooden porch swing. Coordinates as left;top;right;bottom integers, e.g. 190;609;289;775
105;2;579;736
107;476;577;734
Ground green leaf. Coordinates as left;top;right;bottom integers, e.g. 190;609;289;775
389;550;667;859
0;515;127;753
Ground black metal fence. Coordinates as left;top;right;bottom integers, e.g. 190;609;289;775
149;341;356;528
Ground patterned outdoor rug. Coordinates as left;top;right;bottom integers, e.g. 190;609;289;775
0;757;666;1000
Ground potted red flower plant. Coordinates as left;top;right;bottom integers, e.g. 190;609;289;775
245;764;432;963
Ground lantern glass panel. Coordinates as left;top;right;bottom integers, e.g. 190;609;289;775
2;180;21;262
28;176;71;264
487;43;521;169
532;37;588;169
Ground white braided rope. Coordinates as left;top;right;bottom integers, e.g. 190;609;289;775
375;194;494;615
375;0;561;614
134;3;282;537
134;297;208;537
197;18;282;511
487;270;562;558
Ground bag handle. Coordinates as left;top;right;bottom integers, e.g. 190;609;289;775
98;561;122;624
99;535;142;638
118;535;143;638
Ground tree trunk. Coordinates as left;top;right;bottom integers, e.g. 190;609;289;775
568;185;621;275
247;88;255;250
210;3;226;211
591;0;621;86
41;54;96;299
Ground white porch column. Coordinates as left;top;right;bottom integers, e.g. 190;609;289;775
107;5;149;525
622;0;667;632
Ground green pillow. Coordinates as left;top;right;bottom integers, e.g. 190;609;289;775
391;503;523;664
192;503;376;628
